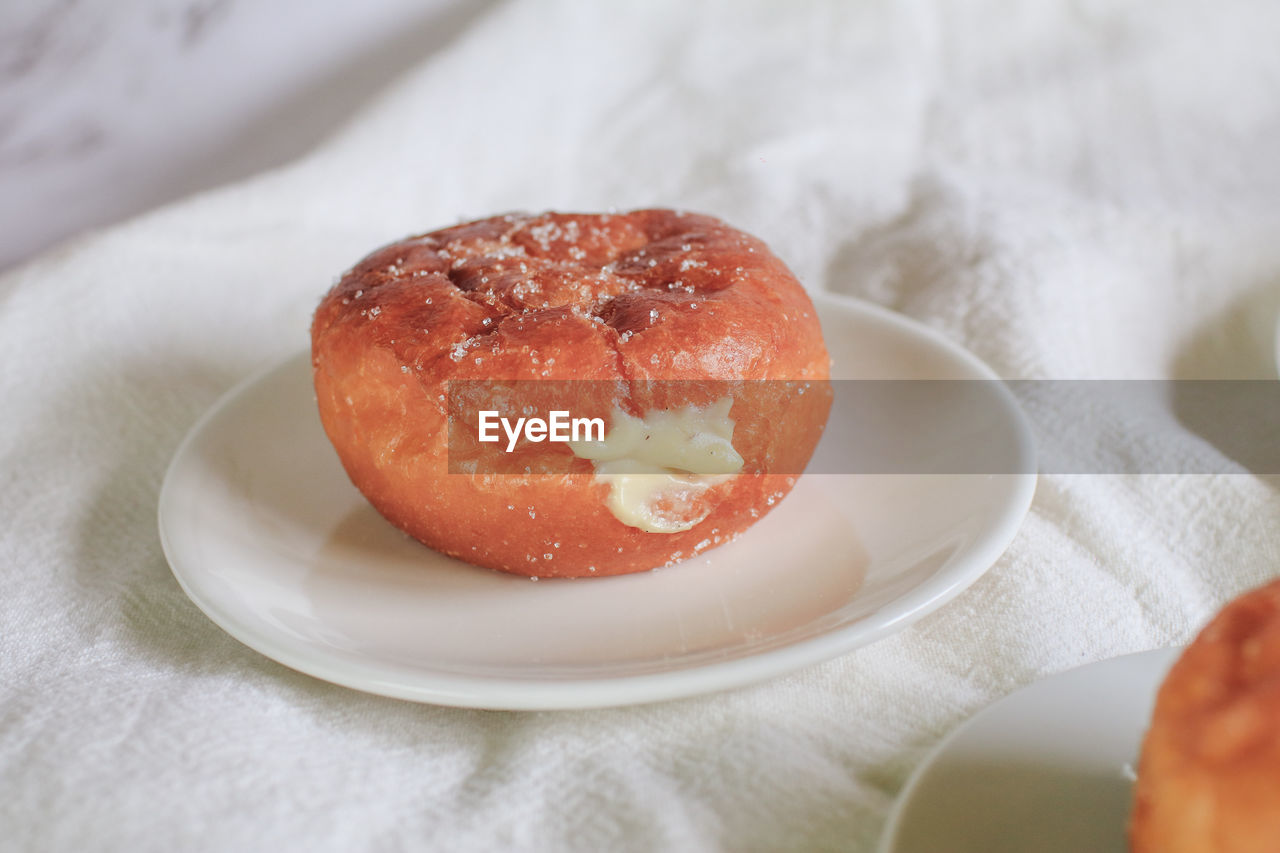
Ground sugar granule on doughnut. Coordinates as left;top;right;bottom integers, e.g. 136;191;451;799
310;209;831;578
1130;577;1280;852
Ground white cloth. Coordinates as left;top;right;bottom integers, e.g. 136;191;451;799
3;1;1279;850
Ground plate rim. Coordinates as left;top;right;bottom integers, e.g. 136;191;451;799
157;291;1038;709
1273;308;1280;377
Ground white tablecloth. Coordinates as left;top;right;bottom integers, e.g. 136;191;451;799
3;1;1278;849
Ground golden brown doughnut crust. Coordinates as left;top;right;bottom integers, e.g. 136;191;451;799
1131;578;1280;852
311;210;830;577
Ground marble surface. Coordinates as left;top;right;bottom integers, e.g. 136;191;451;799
0;0;495;271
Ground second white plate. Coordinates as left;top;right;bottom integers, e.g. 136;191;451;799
157;293;1036;709
879;647;1182;853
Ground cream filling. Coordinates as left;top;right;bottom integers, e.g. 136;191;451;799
569;397;743;533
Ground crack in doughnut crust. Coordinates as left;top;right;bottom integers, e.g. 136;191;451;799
311;209;831;577
1131;578;1280;852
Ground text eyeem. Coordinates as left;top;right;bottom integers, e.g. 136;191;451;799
478;410;605;452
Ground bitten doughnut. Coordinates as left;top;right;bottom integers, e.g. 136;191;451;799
310;210;830;577
1130;578;1280;852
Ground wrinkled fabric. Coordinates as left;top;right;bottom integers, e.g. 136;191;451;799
3;1;1279;850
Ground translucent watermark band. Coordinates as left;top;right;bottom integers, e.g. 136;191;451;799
445;379;1278;475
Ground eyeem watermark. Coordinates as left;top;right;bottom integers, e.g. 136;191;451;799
478;410;605;452
450;379;1280;474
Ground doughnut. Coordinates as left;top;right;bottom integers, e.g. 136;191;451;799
1130;578;1280;851
310;210;830;577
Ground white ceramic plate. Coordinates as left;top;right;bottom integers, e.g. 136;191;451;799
878;647;1182;853
157;293;1036;709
